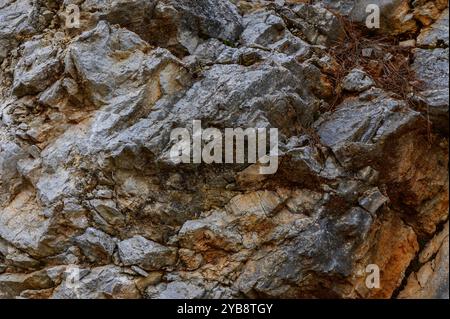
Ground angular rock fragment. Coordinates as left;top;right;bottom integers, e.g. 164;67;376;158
89;199;125;227
74;228;116;263
66;21;165;107
81;0;157;34
235;206;374;298
0;0;447;301
354;213;419;298
176;212;243;252
63;21;190;144
346;0;417;35
240;10;310;57
0;137;27;205
0;238;40;270
413;0;446;26
0;0;46;61
51;265;140;299
0;270;53;298
399;223;449;299
278;3;345;45
316;91;422;168
13;38;63;97
412;48;449;133
358;188;389;214
417;9;449;47
176;190;306;253
341;68;375;92
82;0;243;55
145;281;205;299
0;187;51;255
157;61;318;144
145;0;244;54
118;236;177;271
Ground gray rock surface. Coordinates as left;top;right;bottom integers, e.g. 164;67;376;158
278;3;345;45
0;0;447;300
399;223;449;299
13;38;63;97
417;9;449;47
74;228;116;263
51;265;140;299
412;48;449;133
118;236;177;271
240;10;310;57
323;0;417;34
0;0;47;62
81;0;243;55
341;69;375;92
146;281;206;299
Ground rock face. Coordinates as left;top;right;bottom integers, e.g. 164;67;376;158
412;47;449;134
81;0;243;55
0;0;49;62
12;38;63;97
0;0;448;299
74;228;116;263
118;236;177;271
341;69;375;93
399;223;449;299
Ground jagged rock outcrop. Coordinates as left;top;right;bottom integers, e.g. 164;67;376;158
399;222;449;299
412;8;449;134
80;0;243;55
0;0;448;299
0;0;50;62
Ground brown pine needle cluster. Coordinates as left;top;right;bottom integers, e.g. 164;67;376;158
327;16;423;110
